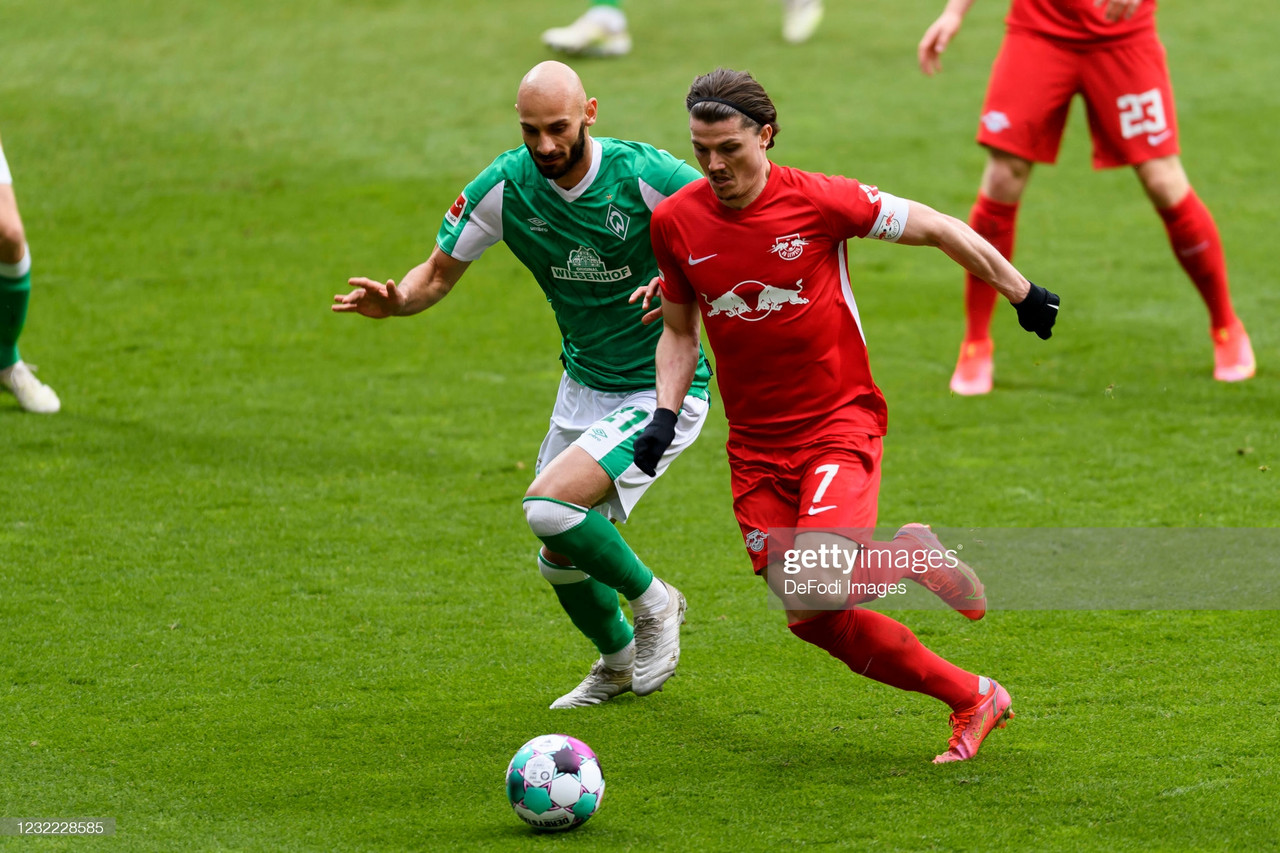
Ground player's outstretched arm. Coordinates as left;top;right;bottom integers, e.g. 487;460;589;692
918;0;977;75
898;200;1059;339
333;247;471;319
633;298;701;476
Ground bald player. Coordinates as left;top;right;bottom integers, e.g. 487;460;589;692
335;62;712;709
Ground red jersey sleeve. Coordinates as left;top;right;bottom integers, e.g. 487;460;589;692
803;172;882;239
802;172;911;244
650;201;695;304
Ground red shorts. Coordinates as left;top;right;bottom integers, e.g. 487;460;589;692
727;433;882;573
978;31;1179;169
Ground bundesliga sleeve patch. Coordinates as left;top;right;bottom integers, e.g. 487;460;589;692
444;192;468;226
867;192;909;242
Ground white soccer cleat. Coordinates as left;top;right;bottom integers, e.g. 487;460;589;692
550;659;633;709
541;6;632;57
631;579;686;696
0;360;60;414
783;0;824;44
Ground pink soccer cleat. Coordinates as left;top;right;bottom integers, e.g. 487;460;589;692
933;679;1013;764
1213;320;1255;382
950;338;994;395
894;523;986;620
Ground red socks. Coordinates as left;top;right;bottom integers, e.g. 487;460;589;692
1158;190;1237;331
964;194;1019;342
789;608;978;711
963;188;1237;338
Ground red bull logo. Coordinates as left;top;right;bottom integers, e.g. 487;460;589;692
703;280;809;322
769;233;809;261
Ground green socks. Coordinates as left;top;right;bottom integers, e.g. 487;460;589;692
0;248;31;370
538;554;634;656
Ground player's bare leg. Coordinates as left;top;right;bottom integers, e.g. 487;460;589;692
525;447;685;704
1136;155;1254;381
951;149;1033;395
769;529;984;619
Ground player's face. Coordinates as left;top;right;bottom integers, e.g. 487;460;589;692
523;120;587;180
519;97;597;183
690;117;773;209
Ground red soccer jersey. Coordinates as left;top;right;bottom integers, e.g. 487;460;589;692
1006;0;1156;44
651;164;909;447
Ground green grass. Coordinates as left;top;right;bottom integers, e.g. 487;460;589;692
2;0;1278;849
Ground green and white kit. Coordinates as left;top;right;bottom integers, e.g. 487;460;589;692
437;136;713;516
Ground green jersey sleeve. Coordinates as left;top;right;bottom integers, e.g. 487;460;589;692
436;159;507;262
633;147;702;208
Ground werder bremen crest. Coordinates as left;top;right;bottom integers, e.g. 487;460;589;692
552;246;632;282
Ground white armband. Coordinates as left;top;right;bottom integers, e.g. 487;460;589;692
867;192;910;242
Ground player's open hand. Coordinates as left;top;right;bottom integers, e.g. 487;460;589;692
628;277;664;325
333;277;404;318
1094;0;1142;23
1013;283;1060;340
918;11;964;76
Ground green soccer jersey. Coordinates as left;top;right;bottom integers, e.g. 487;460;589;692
436;136;711;397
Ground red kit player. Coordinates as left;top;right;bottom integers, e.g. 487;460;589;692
632;69;1058;763
919;0;1255;393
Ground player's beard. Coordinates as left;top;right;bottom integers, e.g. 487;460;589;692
530;124;588;180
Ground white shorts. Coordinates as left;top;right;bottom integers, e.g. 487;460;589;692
535;373;710;522
0;141;11;185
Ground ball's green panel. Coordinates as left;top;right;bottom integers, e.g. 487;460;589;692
510;746;536;770
506;770;525;805
523;786;552;815
571;792;598;820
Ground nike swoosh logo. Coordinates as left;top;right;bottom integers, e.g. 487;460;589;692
688;253;718;266
1147;129;1172;146
807;505;837;516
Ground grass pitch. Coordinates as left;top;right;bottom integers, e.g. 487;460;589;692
2;0;1277;849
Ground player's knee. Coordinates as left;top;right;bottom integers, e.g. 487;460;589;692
522;497;588;539
538;553;588;585
981;150;1032;202
1136;156;1190;209
0;223;26;263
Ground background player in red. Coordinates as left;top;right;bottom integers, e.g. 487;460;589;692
634;68;1059;763
919;0;1255;394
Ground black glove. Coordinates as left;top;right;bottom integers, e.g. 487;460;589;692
633;408;679;476
1014;283;1060;340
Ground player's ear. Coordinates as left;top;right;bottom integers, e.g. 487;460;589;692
584;97;599;127
759;123;773;150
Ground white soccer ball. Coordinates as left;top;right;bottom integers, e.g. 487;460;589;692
505;734;605;831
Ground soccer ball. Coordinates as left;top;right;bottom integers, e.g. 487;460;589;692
505;734;605;831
